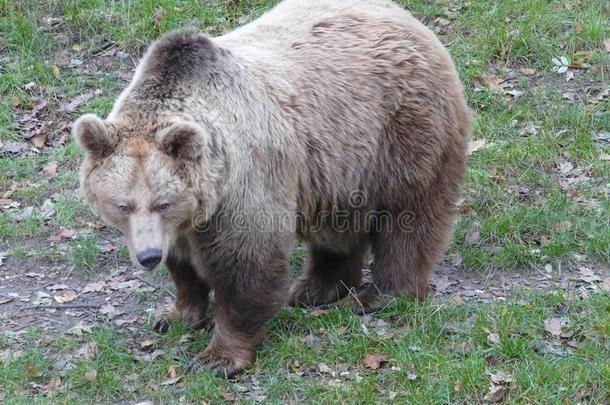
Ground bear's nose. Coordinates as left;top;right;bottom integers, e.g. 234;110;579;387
137;248;162;270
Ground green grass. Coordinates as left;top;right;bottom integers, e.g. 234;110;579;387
0;0;609;403
1;291;609;403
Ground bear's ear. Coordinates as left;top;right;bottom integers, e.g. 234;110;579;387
156;122;205;161
72;114;116;159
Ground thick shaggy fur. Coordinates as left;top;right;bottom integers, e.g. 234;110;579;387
73;0;470;376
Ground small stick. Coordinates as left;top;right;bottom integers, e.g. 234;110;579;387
21;304;101;310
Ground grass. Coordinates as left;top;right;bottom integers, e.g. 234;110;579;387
1;291;609;403
0;0;609;403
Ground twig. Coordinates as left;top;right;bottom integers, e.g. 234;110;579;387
21;303;101;311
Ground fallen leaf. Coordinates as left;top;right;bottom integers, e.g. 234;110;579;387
53;227;76;240
26;364;43;378
362;354;389;370
559;161;574;174
487;332;501;345
100;303;121;319
605;38;610;53
58;89;101;115
37;199;56;220
451;293;465;306
220;391;237;401
84;369;98;381
66;321;93;337
54;290;78;303
468;139;488;155
544;318;562;337
81;281;105;294
43;161;58;178
484;385;508;402
488;370;514;385
464;221;481;246
519;67;535;76
74;342;97;360
318;362;335;376
44;377;63;396
47;284;69;291
1;142;29;154
140;339;156;351
579;266;600;283
454;380;462;392
159;375;182;386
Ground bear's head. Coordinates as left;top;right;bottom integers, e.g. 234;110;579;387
73;113;224;271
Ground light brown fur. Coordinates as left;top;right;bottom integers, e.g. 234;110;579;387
73;0;470;376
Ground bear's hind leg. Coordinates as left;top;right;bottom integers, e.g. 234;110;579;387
154;254;210;333
353;207;453;314
290;246;365;307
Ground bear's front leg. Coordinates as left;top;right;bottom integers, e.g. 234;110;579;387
154;253;210;333
196;243;289;377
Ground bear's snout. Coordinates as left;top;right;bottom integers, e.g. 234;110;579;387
136;248;163;270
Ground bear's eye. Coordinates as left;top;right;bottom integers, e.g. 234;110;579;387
118;205;130;214
157;203;170;213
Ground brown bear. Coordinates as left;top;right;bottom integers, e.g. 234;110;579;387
73;0;470;376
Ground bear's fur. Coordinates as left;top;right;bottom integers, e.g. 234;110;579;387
73;0;470;376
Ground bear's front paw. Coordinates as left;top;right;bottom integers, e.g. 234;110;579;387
153;303;208;334
153;303;179;333
191;345;252;378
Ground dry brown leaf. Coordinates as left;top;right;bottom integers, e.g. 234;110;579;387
1;142;28;154
53;227;76;240
66;321;93;337
467;139;488;155
487;332;501;345
43;161;58;178
58;89;102;115
140;339;156;351
451;293;465;306
220;391;238;401
318;362;335;376
74;342;97;360
47;284;69;291
579;267;600;283
489;370;514;385
44;377;63;396
54;290;78;304
84;369;98;381
362;354;389;370
544;318;562;337
519;67;535;76
81;281;105;294
26;364;43;378
100;303;121;319
484;385;508;402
